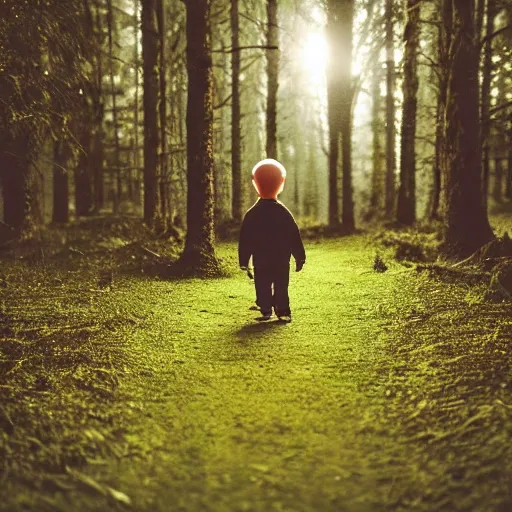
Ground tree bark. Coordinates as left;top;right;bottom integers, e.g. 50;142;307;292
507;149;512;200
481;0;495;212
179;0;219;274
475;0;485;40
326;0;342;228
90;0;104;212
370;63;384;216
430;94;442;220
506;42;512;200
157;0;168;227
1;134;31;231
142;0;159;226
340;111;355;231
304;134;318;219
492;60;508;205
52;140;70;224
430;0;452;221
107;0;122;211
266;0;279;159
326;0;355;231
340;1;355;231
493;158;503;203
231;0;242;222
443;0;494;257
397;0;420;225
132;0;140;204
75;129;94;217
385;0;396;218
91;123;105;212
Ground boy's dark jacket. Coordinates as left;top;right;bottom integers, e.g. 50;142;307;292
238;198;306;268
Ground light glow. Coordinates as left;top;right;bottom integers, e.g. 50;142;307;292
301;31;328;87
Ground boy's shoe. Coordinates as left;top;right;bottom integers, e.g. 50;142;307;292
256;311;272;321
278;315;292;323
249;304;260;311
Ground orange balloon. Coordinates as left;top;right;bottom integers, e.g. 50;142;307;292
251;159;287;199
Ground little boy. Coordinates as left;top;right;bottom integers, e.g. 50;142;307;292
238;159;306;322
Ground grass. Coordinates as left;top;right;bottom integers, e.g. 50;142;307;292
1;220;511;511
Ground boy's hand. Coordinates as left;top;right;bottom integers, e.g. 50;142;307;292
295;260;305;272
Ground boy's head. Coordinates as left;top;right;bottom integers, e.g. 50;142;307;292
251;159;287;200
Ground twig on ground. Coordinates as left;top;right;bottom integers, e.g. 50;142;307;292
142;247;162;259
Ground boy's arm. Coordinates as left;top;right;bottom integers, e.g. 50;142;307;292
238;215;252;269
290;218;306;271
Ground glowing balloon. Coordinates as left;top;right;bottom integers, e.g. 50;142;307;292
251;158;287;199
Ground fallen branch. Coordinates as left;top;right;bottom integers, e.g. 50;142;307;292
142;247;162;259
69;247;85;256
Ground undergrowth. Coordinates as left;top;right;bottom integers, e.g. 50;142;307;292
0;215;511;510
0;263;148;507
379;271;512;510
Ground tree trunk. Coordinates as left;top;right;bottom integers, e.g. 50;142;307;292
493;158;503;203
397;0;420;225
157;0;168;227
132;0;140;204
92;127;104;212
481;0;495;212
430;0;452;221
179;0;219;274
1;134;31;231
340;1;355;231
75;129;94;217
443;0;494;257
293;139;301;216
507;81;512;201
326;0;342;228
430;94;442;220
107;0;122;211
52;140;70;224
91;0;104;212
475;0;485;40
507;150;512;200
142;0;159;227
340;113;355;231
266;0;279;159
385;0;396;218
492;63;508;205
370;63;383;216
304;135;318;219
326;0;354;231
231;0;242;222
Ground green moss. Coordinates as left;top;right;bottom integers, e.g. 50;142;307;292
1;229;511;511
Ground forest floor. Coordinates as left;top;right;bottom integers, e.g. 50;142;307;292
1;215;512;512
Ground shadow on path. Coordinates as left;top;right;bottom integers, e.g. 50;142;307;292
235;318;288;341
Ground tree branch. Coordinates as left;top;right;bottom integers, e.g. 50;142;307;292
490;100;512;116
239;11;264;29
480;24;512;48
212;45;278;54
213;94;232;110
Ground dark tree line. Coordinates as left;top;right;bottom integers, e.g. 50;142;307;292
1;0;511;268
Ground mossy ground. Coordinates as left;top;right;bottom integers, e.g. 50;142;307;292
1;221;511;511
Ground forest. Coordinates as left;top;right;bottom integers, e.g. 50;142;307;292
1;0;512;510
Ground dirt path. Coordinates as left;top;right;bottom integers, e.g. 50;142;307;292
103;237;408;511
3;235;511;511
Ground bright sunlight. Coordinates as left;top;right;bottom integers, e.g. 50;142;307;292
301;31;328;87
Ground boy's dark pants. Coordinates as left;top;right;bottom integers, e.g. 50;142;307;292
254;264;290;316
